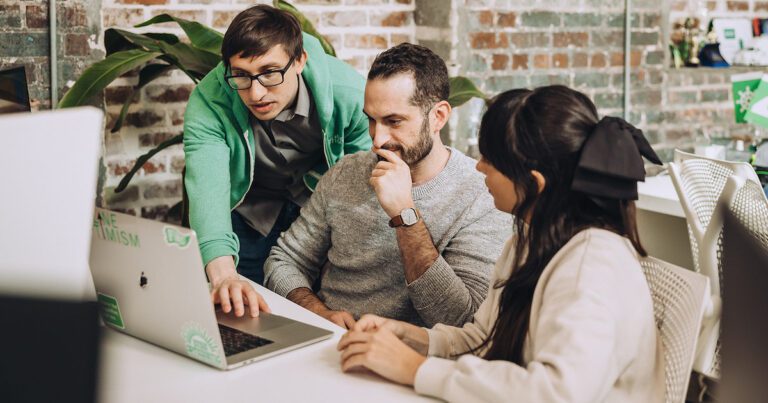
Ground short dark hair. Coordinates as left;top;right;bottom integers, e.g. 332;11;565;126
367;43;449;112
221;5;303;68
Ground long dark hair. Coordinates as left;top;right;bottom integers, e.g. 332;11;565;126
475;85;647;364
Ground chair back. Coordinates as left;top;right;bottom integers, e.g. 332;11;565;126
640;257;710;403
667;149;762;377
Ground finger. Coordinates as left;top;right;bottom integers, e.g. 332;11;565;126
332;315;350;329
370;168;388;177
219;285;231;313
343;313;357;329
340;341;371;363
340;352;369;373
353;314;380;331
337;329;372;351
210;288;219;304
373;147;400;163
240;285;259;318
256;293;271;314
230;284;244;317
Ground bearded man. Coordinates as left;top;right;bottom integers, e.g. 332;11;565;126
263;43;509;329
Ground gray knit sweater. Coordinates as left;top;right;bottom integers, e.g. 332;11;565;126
264;148;510;327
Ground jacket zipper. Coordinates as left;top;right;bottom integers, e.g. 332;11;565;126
232;128;255;210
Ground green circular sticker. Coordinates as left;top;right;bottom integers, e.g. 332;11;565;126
181;322;223;367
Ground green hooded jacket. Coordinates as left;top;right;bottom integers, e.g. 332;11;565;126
183;33;371;267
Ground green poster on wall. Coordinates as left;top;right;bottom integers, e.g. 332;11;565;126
732;72;763;124
745;74;768;129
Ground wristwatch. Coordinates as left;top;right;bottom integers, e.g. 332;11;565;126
388;207;420;228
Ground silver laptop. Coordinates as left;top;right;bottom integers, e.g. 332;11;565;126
89;207;333;370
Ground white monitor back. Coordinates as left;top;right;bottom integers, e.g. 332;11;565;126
0;107;102;300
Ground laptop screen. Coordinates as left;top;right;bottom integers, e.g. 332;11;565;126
0;66;31;114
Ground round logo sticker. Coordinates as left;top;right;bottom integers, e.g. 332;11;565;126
181;322;223;367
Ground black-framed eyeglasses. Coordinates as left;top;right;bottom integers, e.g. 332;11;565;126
225;56;295;90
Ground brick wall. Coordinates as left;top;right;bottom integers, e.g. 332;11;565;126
0;0;103;109
100;0;416;220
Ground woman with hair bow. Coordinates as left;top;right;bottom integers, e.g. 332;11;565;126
336;85;666;403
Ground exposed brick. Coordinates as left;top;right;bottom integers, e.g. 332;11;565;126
669;90;698;104
572;52;589;68
756;2;768;12
470;32;508;49
142;160;167;175
57;4;87;29
103;8;145;28
105;86;137;106
726;1;749;11
701;89;729;103
553;32;588;48
391;34;410;46
630;89;662;106
141;205;171;221
371;11;410;27
344;34;388;49
149;10;206;26
592;53;607;67
323;11;367;27
552;53;568;68
117;0;168;4
473;10;493;27
574;72;610;88
212;11;238;29
25;5;48;29
511;54;528;70
139;132;179;148
562;13;602;27
104;186;139;205
170;155;186;174
508;32;550;48
143;180;181;199
0;5;22;28
497;12;516;28
0;33;49;57
145;85;193;103
591;31;623;47
126;110;164;128
64;34;90;57
631;31;659;46
108;159;137;177
594;93;623;109
520;11;560;28
533;54;549;68
491;54;508;70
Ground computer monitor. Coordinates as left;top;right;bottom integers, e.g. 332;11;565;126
0;66;31;114
719;208;768;401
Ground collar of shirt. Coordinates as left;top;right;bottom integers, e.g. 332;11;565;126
275;74;311;122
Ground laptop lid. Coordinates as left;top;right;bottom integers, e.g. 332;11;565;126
720;208;768;401
89;207;229;369
0;66;31;114
0;107;102;301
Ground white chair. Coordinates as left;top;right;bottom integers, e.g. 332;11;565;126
640;256;710;403
667;149;765;379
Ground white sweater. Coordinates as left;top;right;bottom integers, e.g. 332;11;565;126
414;229;664;403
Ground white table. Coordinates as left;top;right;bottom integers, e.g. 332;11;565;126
636;175;694;269
97;284;435;403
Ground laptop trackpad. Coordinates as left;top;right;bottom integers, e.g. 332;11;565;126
215;310;295;334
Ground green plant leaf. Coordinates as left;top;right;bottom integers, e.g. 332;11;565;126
111;63;174;133
156;41;219;82
59;49;163;108
135;14;223;55
115;134;183;193
274;0;336;57
448;77;486;108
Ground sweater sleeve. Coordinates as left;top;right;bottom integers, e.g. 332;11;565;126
183;87;240;267
263;162;338;297
405;206;509;327
414;234;639;403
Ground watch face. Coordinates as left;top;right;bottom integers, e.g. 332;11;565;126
402;208;418;226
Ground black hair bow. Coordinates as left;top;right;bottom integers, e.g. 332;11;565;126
571;116;662;200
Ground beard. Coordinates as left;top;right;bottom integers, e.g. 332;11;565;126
381;115;434;166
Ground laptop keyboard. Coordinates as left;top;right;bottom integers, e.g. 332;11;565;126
218;324;274;356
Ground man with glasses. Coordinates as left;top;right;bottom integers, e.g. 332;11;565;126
264;43;509;329
183;5;370;317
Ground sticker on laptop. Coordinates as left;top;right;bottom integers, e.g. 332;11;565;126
181;322;223;367
93;211;141;248
163;226;192;249
97;292;125;329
